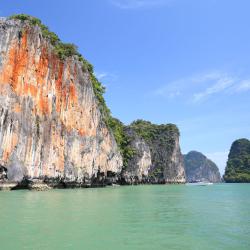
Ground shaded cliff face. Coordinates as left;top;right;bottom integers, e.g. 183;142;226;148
121;127;152;184
224;138;250;183
124;120;186;184
0;18;122;185
184;151;221;183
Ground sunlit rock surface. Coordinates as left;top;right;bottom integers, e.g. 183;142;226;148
0;18;122;187
123;121;186;184
0;17;186;189
184;151;221;183
121;127;152;184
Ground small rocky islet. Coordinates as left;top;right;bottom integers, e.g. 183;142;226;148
223;138;250;183
183;151;221;183
0;15;249;190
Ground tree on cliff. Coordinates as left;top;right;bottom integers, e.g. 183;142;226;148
224;138;250;183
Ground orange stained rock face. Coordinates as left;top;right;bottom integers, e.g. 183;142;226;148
0;28;101;139
2;132;18;162
0;30;49;115
7;31;28;91
55;62;65;113
23;83;38;97
13;103;21;113
50;128;65;173
69;82;77;104
78;128;86;136
0;20;123;181
38;89;49;114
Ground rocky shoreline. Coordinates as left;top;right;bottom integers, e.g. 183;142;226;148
0;171;186;191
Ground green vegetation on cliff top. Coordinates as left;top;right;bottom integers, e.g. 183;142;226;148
10;14;76;58
107;118;136;169
224;138;250;183
129;120;180;177
130;120;179;141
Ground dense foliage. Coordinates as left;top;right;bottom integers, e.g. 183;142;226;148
9;14;136;167
224;138;250;183
130;120;179;142
9;14;79;59
107;118;136;169
129;120;180;178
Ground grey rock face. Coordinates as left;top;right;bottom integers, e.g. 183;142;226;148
147;130;186;183
122;128;152;184
0;165;7;180
123;122;186;184
0;18;123;187
184;151;221;183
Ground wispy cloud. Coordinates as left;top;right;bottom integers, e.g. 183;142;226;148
154;71;250;103
109;0;172;9
94;71;118;88
193;74;235;102
236;80;250;92
95;72;108;81
154;79;184;99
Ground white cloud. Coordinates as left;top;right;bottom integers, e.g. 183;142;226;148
153;71;250;103
95;72;108;80
109;0;172;9
236;80;250;92
205;151;229;175
94;71;118;88
154;78;186;98
193;75;235;102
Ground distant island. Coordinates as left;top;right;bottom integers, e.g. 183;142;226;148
224;138;250;183
184;151;221;183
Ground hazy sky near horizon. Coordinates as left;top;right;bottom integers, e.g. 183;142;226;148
1;0;250;174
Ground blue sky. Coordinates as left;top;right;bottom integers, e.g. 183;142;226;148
1;0;250;174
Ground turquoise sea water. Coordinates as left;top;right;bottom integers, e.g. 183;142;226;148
0;184;249;250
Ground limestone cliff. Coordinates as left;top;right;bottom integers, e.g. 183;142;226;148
0;15;186;189
122;120;186;184
0;17;122;187
184;151;221;183
121;127;152;184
